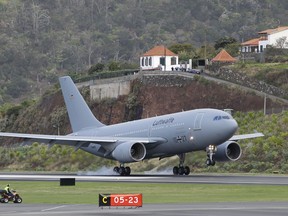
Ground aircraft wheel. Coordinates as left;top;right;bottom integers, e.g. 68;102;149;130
184;166;190;175
173;166;179;175
206;159;216;166
125;167;131;176
206;159;211;166
119;167;126;176
113;166;119;173
178;167;185;175
211;160;216;166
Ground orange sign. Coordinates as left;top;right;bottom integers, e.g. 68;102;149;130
99;194;142;207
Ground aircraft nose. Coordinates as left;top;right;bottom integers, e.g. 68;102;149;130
220;110;238;135
229;119;238;134
223;119;238;139
208;110;239;144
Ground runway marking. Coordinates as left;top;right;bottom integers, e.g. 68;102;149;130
1;174;288;185
41;205;67;212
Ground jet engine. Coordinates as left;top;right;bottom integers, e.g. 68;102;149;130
214;141;242;162
112;142;146;163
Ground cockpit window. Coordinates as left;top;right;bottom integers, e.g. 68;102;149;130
213;115;230;121
222;116;230;119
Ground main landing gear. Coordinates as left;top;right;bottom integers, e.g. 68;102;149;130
113;164;131;176
173;153;190;175
206;145;216;166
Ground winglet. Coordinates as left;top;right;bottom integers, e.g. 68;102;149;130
59;76;105;132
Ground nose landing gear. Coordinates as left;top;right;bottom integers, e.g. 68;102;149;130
206;145;216;166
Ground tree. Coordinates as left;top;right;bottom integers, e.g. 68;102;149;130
6;78;30;98
196;44;216;59
169;44;195;54
50;107;67;135
214;37;238;50
169;44;197;61
224;42;241;57
275;36;288;48
1;0;288;103
88;63;105;75
108;61;121;71
31;2;50;43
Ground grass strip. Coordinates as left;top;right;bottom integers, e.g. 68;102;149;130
1;180;288;204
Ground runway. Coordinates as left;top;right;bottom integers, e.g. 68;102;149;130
0;202;288;216
0;174;287;216
0;173;288;185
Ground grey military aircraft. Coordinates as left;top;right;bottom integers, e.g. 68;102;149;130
0;76;264;176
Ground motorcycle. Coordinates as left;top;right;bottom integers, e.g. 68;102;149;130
0;189;23;203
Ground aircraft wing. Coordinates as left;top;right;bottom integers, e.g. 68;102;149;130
229;132;264;141
0;132;166;147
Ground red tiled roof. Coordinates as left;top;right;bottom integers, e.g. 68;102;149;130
258;26;288;35
142;45;177;56
241;38;260;46
211;49;236;62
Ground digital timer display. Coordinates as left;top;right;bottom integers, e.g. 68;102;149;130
99;194;142;207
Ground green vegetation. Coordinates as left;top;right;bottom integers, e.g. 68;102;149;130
0;110;287;174
0;145;116;172
232;63;288;92
132;111;288;174
2;181;288;204
1;0;288;103
0;0;287;179
234;62;288;70
75;69;138;83
214;36;240;56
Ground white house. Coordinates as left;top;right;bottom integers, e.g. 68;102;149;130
241;26;288;53
140;45;179;71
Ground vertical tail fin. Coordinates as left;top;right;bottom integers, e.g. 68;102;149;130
59;76;105;132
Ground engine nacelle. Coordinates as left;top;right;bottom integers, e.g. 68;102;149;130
112;142;146;163
214;141;242;162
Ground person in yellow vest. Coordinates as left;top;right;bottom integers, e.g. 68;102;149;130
4;184;13;198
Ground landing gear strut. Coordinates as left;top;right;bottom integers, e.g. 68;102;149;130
113;164;131;176
206;145;216;166
173;153;190;175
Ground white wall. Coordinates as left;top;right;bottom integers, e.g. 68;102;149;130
259;29;288;50
269;29;288;48
140;56;179;71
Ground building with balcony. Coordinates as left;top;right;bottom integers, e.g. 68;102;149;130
241;26;288;53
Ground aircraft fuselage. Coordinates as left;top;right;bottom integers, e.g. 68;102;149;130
76;108;238;160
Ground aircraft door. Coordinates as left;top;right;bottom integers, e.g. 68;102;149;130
189;113;204;148
194;113;204;131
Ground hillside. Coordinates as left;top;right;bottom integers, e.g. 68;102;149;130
231;63;288;94
0;74;287;173
1;0;288;103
